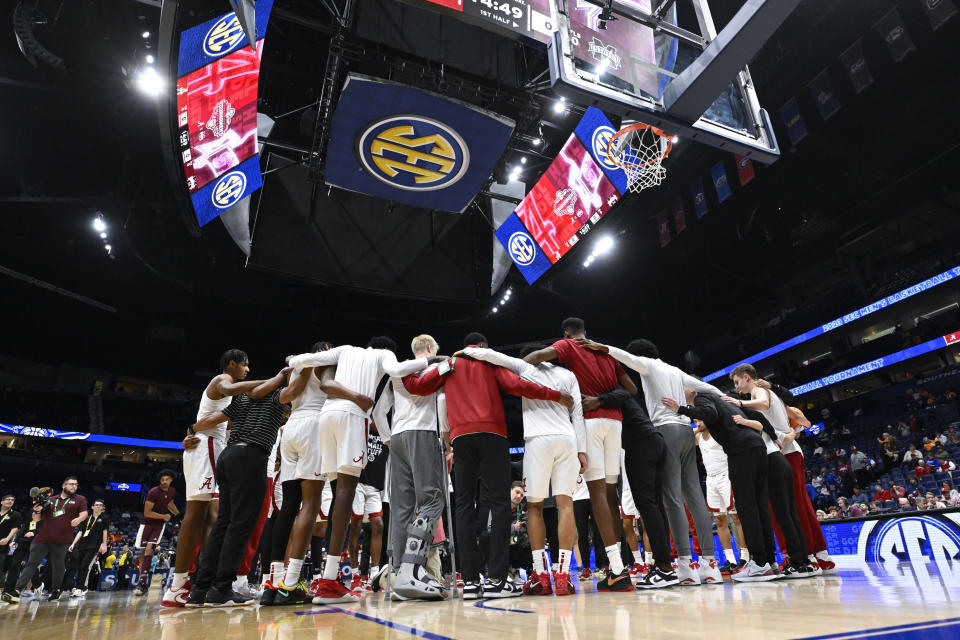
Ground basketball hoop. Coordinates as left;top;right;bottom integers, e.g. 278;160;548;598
606;123;673;194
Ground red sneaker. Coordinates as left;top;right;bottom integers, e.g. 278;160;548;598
349;574;364;594
553;571;575;596
639;563;651;576
778;556;790;572
522;570;553;596
456;573;465;587
578;567;592;582
160;579;191;608
311;578;360;604
816;558;838;575
628;562;643;578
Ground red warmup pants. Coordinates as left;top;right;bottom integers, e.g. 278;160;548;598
236;477;274;576
772;452;826;555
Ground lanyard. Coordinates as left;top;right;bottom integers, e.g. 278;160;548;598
54;497;64;513
0;511;9;526
85;515;100;535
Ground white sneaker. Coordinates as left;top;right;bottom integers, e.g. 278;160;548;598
232;579;259;599
675;559;701;586
731;560;778;583
70;588;83;597
697;559;723;584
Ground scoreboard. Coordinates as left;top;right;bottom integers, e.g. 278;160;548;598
411;0;555;43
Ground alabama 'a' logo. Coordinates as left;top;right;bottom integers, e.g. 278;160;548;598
357;116;469;191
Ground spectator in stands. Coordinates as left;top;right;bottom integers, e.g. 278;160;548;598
826;506;840;519
882;443;901;472
888;481;906;499
849;447;869;488
815;510;828;521
934;430;947;446
850;486;869;506
922;437;936;453
947;426;960;445
936;452;956;472
824;468;841;493
906;476;923;498
836;498;851;518
898;421;911;439
903;445;923;467
873;484;892;502
814;487;836;512
914;460;933;478
925;492;946;510
897;497;914;512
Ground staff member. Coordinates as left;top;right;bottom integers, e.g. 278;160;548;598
0;493;22;574
64;499;109;596
12;476;88;601
1;504;41;602
186;367;294;607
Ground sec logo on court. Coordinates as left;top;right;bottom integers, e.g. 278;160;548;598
203;14;245;57
357;116;470;191
508;231;537;267
860;514;960;565
211;171;247;209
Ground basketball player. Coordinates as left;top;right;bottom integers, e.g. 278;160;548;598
695;421;747;574
461;343;586;596
269;341;375;606
728;365;820;576
573;337;723;585
372;334;449;601
286;337;442;604
523;318;638;591
663;389;778;582
162;349;264;607
133;470;179;596
753;377;837;574
403;332;573;599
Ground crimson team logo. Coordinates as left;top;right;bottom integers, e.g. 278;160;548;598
198;477;213;491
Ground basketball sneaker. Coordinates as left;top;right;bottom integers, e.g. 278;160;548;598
637;566;680;589
596;567;633;592
628;563;644;580
815;554;838;575
698;559;723;584
311;578;360;605
731;560;777;582
455;573;465;588
205;585;255;607
133;583;147;597
553;571;576;596
522;570;553;596
807;557;824;576
275;579;310;605
461;581;482;600
719;561;736;576
1;589;20;604
161;579;192;608
578;567;592;582
675;559;701;586
482;578;522;598
349;574;364;594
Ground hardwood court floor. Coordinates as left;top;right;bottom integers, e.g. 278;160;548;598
3;561;959;640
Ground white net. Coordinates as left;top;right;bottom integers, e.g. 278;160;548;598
608;125;671;194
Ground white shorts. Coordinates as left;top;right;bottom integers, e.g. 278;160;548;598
352;483;383;520
317;411;369;479
572;474;590;501
705;472;735;513
281;411;326;481
583;418;622;483
183;434;224;501
317;482;333;522
619;451;638;518
522;434;579;500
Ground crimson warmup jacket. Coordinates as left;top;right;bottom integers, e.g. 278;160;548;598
402;349;563;441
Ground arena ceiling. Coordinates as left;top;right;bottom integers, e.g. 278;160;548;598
1;0;958;383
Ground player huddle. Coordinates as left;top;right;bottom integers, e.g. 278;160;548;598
157;316;836;608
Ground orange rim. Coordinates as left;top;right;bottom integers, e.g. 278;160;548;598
606;123;674;169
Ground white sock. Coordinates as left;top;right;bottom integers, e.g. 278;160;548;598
724;549;736;563
532;549;546;574
283;559;303;586
741;549;750;562
171;572;188;590
627;548;639;565
815;550;831;561
322;554;340;580
644;552;653;565
554;549;571;575
605;545;624;574
269;562;284;584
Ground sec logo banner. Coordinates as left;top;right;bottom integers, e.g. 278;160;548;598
211;171;247;209
508;231;537;267
591;125;618;171
357;116;470;192
203;14;246;57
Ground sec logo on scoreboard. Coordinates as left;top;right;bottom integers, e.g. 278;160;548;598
357;116;469;192
495;213;552;284
574;106;629;195
203;14;245;57
211;171;247;209
508;231;537;266
325;74;514;213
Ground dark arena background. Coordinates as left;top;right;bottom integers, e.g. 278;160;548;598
1;0;959;638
